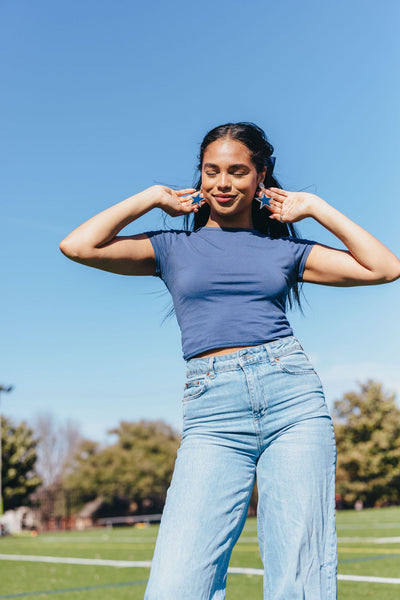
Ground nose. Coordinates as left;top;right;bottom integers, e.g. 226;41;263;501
217;172;231;190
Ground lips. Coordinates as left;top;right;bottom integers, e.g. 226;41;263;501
214;195;236;203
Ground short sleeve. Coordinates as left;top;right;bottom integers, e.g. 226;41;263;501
286;237;316;282
144;230;177;278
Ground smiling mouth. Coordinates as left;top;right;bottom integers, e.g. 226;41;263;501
214;195;236;203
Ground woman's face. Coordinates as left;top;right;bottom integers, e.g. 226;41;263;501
201;137;266;228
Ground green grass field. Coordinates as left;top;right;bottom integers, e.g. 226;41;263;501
1;506;399;599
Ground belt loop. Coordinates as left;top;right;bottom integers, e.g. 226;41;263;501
208;356;215;377
264;342;275;365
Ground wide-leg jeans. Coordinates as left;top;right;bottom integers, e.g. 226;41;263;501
144;336;337;599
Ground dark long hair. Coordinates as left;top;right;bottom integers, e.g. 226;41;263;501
184;122;303;309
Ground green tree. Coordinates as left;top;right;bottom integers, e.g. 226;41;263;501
65;420;180;512
1;416;42;511
333;380;400;508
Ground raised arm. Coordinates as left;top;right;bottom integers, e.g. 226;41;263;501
265;188;400;286
59;186;200;276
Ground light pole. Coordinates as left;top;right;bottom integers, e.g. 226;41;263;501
0;385;14;517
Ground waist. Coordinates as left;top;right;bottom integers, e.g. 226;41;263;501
186;336;303;377
192;344;259;358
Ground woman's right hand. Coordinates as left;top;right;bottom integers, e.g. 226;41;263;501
149;185;205;217
59;184;206;277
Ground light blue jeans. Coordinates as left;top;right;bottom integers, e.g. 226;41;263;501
144;337;337;599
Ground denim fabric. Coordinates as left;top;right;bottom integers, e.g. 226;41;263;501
144;336;337;599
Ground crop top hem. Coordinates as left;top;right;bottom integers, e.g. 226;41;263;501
184;334;293;361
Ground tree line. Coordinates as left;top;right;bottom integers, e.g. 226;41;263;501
1;380;400;514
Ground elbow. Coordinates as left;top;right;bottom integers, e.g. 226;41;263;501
59;238;88;260
59;238;78;259
383;269;400;283
378;260;400;283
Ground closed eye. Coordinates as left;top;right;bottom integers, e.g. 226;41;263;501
205;171;246;177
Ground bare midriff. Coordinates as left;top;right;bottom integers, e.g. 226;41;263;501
193;345;256;358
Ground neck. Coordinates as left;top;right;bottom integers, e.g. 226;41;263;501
206;213;254;229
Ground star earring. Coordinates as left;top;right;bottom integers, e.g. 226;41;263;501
191;190;204;207
257;182;272;209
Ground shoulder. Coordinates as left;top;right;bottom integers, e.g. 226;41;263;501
279;235;316;246
145;228;191;246
276;237;317;280
145;229;188;239
144;230;193;277
276;236;316;254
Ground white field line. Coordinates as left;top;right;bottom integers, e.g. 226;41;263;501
1;554;400;584
338;523;400;530
36;536;158;544
338;536;400;544
338;574;400;585
228;567;264;575
0;554;151;568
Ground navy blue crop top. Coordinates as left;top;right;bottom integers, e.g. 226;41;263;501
146;227;316;360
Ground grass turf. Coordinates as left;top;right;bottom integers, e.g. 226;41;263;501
0;507;399;598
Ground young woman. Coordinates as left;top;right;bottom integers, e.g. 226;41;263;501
60;123;400;599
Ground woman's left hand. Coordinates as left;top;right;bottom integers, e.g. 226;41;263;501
264;188;321;223
264;187;400;285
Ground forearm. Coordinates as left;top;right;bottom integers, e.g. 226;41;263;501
60;189;156;257
311;198;400;280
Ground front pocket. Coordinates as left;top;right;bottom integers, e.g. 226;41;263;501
183;376;208;402
274;349;316;375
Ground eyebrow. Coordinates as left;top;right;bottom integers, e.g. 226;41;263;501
203;163;251;170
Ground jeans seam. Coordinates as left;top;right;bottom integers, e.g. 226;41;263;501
322;425;337;599
207;473;256;599
241;365;264;454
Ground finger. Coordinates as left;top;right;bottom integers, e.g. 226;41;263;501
179;203;196;214
265;188;287;200
266;206;281;216
176;188;196;197
267;187;288;195
265;193;284;204
268;199;282;209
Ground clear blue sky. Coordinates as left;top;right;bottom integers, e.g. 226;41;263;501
1;0;399;442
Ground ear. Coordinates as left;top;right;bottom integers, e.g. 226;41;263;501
257;167;267;186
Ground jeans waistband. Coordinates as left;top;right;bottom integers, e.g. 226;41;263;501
186;336;303;377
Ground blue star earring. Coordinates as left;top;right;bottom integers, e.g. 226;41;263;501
191;191;204;207
256;155;276;208
257;182;272;209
